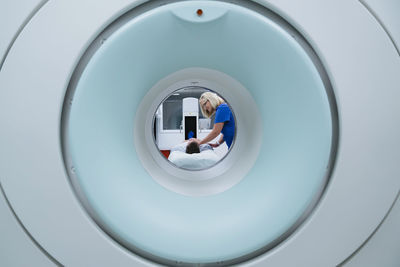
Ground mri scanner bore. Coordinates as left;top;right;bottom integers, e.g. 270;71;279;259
62;0;337;265
2;0;400;266
154;87;235;170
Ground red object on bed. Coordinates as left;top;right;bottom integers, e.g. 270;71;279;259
160;150;170;159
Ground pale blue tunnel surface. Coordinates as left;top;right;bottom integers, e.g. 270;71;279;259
67;0;333;263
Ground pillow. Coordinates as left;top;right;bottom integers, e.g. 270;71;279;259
170;142;213;153
168;150;220;170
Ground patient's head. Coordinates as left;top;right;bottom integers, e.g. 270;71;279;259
186;141;200;154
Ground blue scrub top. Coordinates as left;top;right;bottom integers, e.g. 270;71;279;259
214;103;235;148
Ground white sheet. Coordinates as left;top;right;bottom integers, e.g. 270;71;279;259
168;150;220;170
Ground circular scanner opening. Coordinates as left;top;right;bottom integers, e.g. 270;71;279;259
62;0;338;266
153;86;236;171
134;67;259;195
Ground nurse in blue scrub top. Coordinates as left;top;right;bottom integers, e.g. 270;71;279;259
193;92;235;149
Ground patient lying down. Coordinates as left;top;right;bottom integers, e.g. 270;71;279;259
185;141;200;154
168;141;220;170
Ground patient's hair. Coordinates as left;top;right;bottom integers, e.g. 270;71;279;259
186;141;200;154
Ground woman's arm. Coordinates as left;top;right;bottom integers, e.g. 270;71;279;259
199;122;224;145
209;134;225;148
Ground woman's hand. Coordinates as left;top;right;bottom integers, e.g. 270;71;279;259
198;123;224;145
209;143;220;148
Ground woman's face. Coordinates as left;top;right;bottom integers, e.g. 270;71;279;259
203;100;212;114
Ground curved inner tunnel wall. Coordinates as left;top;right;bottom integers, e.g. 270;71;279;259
61;0;337;265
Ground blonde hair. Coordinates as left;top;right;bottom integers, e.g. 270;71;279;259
199;92;225;118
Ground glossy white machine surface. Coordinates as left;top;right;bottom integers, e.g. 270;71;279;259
0;0;46;65
343;193;400;267
361;0;400;52
0;188;55;266
0;0;399;266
